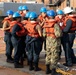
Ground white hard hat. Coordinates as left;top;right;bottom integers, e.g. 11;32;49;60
63;7;73;14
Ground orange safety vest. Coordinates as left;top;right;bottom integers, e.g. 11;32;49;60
10;21;26;37
38;15;48;22
64;15;76;31
55;16;65;30
38;15;49;28
2;17;11;24
25;21;40;38
43;20;57;38
10;21;17;32
2;17;12;32
38;15;43;22
21;20;28;25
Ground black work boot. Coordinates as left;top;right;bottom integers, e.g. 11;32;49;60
6;57;14;63
34;63;41;71
71;57;76;64
46;64;51;74
51;68;62;75
29;61;34;71
63;63;73;67
14;62;23;68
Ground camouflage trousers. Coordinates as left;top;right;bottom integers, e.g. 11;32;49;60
45;37;61;69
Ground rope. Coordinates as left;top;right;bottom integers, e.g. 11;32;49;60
56;68;72;75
